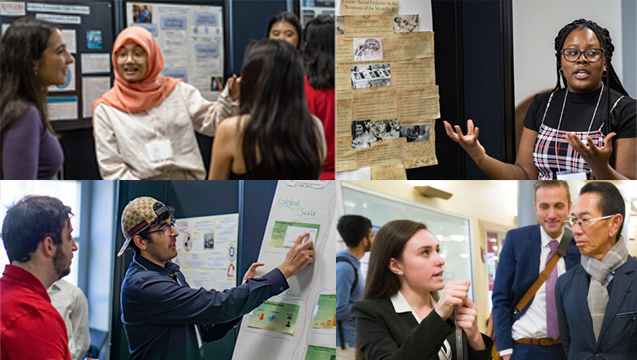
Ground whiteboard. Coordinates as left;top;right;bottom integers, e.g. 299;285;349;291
232;181;337;360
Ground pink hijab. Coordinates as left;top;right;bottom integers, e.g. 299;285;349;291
92;26;181;115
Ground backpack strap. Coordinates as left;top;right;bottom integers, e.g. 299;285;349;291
336;257;358;293
336;256;359;349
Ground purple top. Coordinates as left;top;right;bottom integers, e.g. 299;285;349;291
1;105;64;179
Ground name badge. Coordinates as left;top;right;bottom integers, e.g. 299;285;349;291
556;171;587;180
145;139;174;162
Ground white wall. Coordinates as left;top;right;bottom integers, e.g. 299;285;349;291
513;0;624;105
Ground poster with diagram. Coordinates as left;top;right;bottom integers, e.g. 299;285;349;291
171;213;238;292
232;181;336;360
126;2;224;100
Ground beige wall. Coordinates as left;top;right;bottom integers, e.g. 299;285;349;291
341;180;519;332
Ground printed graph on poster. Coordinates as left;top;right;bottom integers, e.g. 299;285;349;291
233;181;336;360
248;301;300;335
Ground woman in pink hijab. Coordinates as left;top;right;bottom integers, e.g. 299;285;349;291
92;26;240;179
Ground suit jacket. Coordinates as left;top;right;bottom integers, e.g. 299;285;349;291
352;297;493;360
556;256;637;359
492;224;580;351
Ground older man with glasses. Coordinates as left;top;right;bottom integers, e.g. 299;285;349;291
556;181;637;359
117;196;315;360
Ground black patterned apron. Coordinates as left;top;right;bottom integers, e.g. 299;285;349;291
532;88;624;180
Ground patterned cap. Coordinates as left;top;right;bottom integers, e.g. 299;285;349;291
117;196;169;257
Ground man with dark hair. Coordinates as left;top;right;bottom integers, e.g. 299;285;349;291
118;197;315;360
336;214;373;356
492;181;580;360
556;181;637;358
1;195;77;360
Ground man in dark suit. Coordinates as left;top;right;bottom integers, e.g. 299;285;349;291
556;181;637;359
492;181;581;360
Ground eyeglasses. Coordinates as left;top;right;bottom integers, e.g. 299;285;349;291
561;48;604;63
115;50;147;62
148;219;176;237
564;215;613;229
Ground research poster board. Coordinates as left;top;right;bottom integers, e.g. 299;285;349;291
336;0;440;179
299;0;336;25
232;181;336;360
126;2;224;101
171;213;239;291
0;1;114;129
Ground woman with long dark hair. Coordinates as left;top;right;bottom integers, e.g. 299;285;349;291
353;220;493;360
0;17;74;179
208;39;325;179
445;19;635;180
267;12;302;50
302;15;334;180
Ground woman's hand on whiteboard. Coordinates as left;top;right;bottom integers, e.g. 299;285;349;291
443;120;487;162
242;262;265;284
277;232;315;279
228;74;241;101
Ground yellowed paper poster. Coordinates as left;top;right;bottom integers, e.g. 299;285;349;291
341;0;398;16
336;4;440;174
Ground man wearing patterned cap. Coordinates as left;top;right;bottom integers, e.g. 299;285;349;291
556;182;637;358
118;196;315;360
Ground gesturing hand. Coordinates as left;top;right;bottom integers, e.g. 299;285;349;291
242;262;265;284
227;74;242;101
565;132;614;171
458;296;486;350
435;280;470;320
443;120;487;160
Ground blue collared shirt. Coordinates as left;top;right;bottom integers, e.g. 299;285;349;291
121;253;289;360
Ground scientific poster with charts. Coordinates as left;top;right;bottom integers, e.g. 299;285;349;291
232;181;336;360
171;213;239;292
126;3;224;100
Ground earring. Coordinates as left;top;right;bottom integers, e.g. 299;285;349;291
602;69;608;77
398;272;403;276
559;69;563;76
34;70;38;76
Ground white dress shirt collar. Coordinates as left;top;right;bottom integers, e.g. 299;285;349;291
539;225;564;247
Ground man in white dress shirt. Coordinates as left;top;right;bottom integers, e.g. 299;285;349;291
48;279;90;360
492;181;581;360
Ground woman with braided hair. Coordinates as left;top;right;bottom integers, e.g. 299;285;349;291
444;19;635;180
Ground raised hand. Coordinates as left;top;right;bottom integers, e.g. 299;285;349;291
242;262;265;284
565;132;614;172
435;280;470;320
443;120;487;161
227;74;241;101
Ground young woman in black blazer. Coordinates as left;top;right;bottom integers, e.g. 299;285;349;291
352;220;493;360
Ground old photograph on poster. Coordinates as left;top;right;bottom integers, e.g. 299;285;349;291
351;120;372;149
393;15;418;32
132;4;152;23
350;64;391;89
369;119;400;141
400;125;430;142
353;38;382;61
